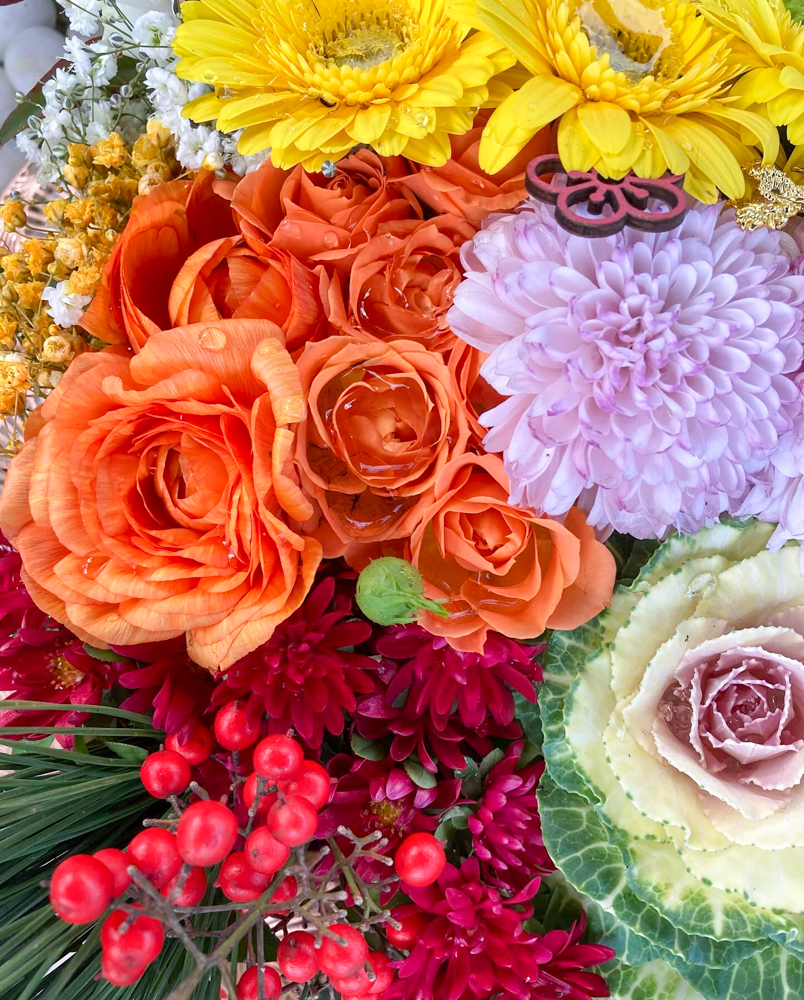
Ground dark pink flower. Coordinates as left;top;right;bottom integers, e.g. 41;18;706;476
528;915;614;1000
389;857;547;1000
0;531;67;655
116;638;215;743
317;755;461;886
376;626;542;730
0;639;116;744
211;577;377;747
468;740;554;893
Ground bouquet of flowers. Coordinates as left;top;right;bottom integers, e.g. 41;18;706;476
2;0;804;998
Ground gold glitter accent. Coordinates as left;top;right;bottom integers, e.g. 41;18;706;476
732;164;804;231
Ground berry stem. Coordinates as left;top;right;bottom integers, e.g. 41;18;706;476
256;908;266;1000
127;866;206;964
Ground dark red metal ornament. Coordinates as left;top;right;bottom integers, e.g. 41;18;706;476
525;154;688;238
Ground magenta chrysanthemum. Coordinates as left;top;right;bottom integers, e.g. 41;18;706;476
211;577;377;747
448;203;804;538
468;740;554;893
388;857;546;1000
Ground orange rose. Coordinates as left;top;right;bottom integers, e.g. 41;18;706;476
168;239;324;353
232;150;419;271
319;216;476;351
394;116;551;224
447;340;504;446
295;337;470;556
409;453;615;652
81;172;237;352
0;319;321;670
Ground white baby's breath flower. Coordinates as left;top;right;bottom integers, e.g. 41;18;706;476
60;0;102;36
41;282;91;329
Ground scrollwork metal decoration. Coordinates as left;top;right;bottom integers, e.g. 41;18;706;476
525;154;688;238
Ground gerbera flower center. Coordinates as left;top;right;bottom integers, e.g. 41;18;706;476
576;0;682;81
319;4;415;69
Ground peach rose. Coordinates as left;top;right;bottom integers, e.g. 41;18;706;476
168;239;324;353
0;319;321;670
232;150;419;272
319;216;476;351
409;453;615;652
81;172;237;352
295;337;470;556
394;115;551;224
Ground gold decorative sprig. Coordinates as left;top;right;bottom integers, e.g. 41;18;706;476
731;164;804;231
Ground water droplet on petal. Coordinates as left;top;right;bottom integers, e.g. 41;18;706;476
685;572;716;601
199;327;227;351
322;230;339;249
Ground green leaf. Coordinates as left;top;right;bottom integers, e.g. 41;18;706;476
605;959;705;1000
0;700;155;726
106;742;149;762
456;758;482;799
82;644;134;663
350;734;387;761
403;759;437;789
0;88;44;146
479;748;505;776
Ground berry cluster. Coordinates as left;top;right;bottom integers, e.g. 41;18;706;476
48;702;447;999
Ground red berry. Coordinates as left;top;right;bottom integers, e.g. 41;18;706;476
140;750;191;798
166;723;215;766
177;800;238;867
333;952;392;996
318;923;368;979
236;965;282;1000
385;909;427;950
214;700;260;750
127;828;182;888
253;734;303;781
92;848;131;897
394;832;445;888
277;930;319;983
218;852;272;902
161;866;207;906
266;795;318;847
265;874;297;912
277;760;331;809
101;951;147;986
101;908;164;965
50;854;114;924
243;772;276;817
244;826;290;874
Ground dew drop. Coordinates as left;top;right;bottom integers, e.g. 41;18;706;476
684;572;716;601
321;229;339;249
199;327;227;351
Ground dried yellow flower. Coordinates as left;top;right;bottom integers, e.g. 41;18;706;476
0;315;17;350
1;200;27;234
0;353;31;414
63;164;90;190
92;132;127;169
41;334;75;364
15;280;46;312
43;199;68;225
54;235;88;270
68;264;101;296
21;238;55;277
67;143;91;167
1;254;30;282
63;198;95;229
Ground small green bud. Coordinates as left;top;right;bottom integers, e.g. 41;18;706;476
356;557;450;627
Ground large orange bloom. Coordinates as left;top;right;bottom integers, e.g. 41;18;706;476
81;173;237;352
409;453;614;652
320;216;476;351
232;150;419;271
0;319;321;670
295;337;470;556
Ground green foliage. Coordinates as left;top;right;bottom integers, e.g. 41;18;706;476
785;0;804;22
0;704;168;999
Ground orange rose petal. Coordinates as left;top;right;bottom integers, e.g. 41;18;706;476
0;439;36;542
169;236;242;326
68;600;184;645
250;337;306;426
271;426;314;523
545;508;616;631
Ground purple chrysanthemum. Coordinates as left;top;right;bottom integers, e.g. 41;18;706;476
448;202;804;538
468;740;554;893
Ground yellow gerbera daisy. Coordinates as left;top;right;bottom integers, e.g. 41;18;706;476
448;0;779;202
698;0;804;145
173;0;514;170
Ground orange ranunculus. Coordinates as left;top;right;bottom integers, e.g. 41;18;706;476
81;171;237;352
447;340;504;447
319;216;476;351
295;337;470;556
168;239;325;353
0;319;321;671
409;453;615;652
232;150;420;272
393;115;551;225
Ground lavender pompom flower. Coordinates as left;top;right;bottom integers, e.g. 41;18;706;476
448;202;804;538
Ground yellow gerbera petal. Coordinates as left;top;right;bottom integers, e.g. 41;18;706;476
174;0;510;168
558;108;598;171
660;118;745;200
576;102;634;156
